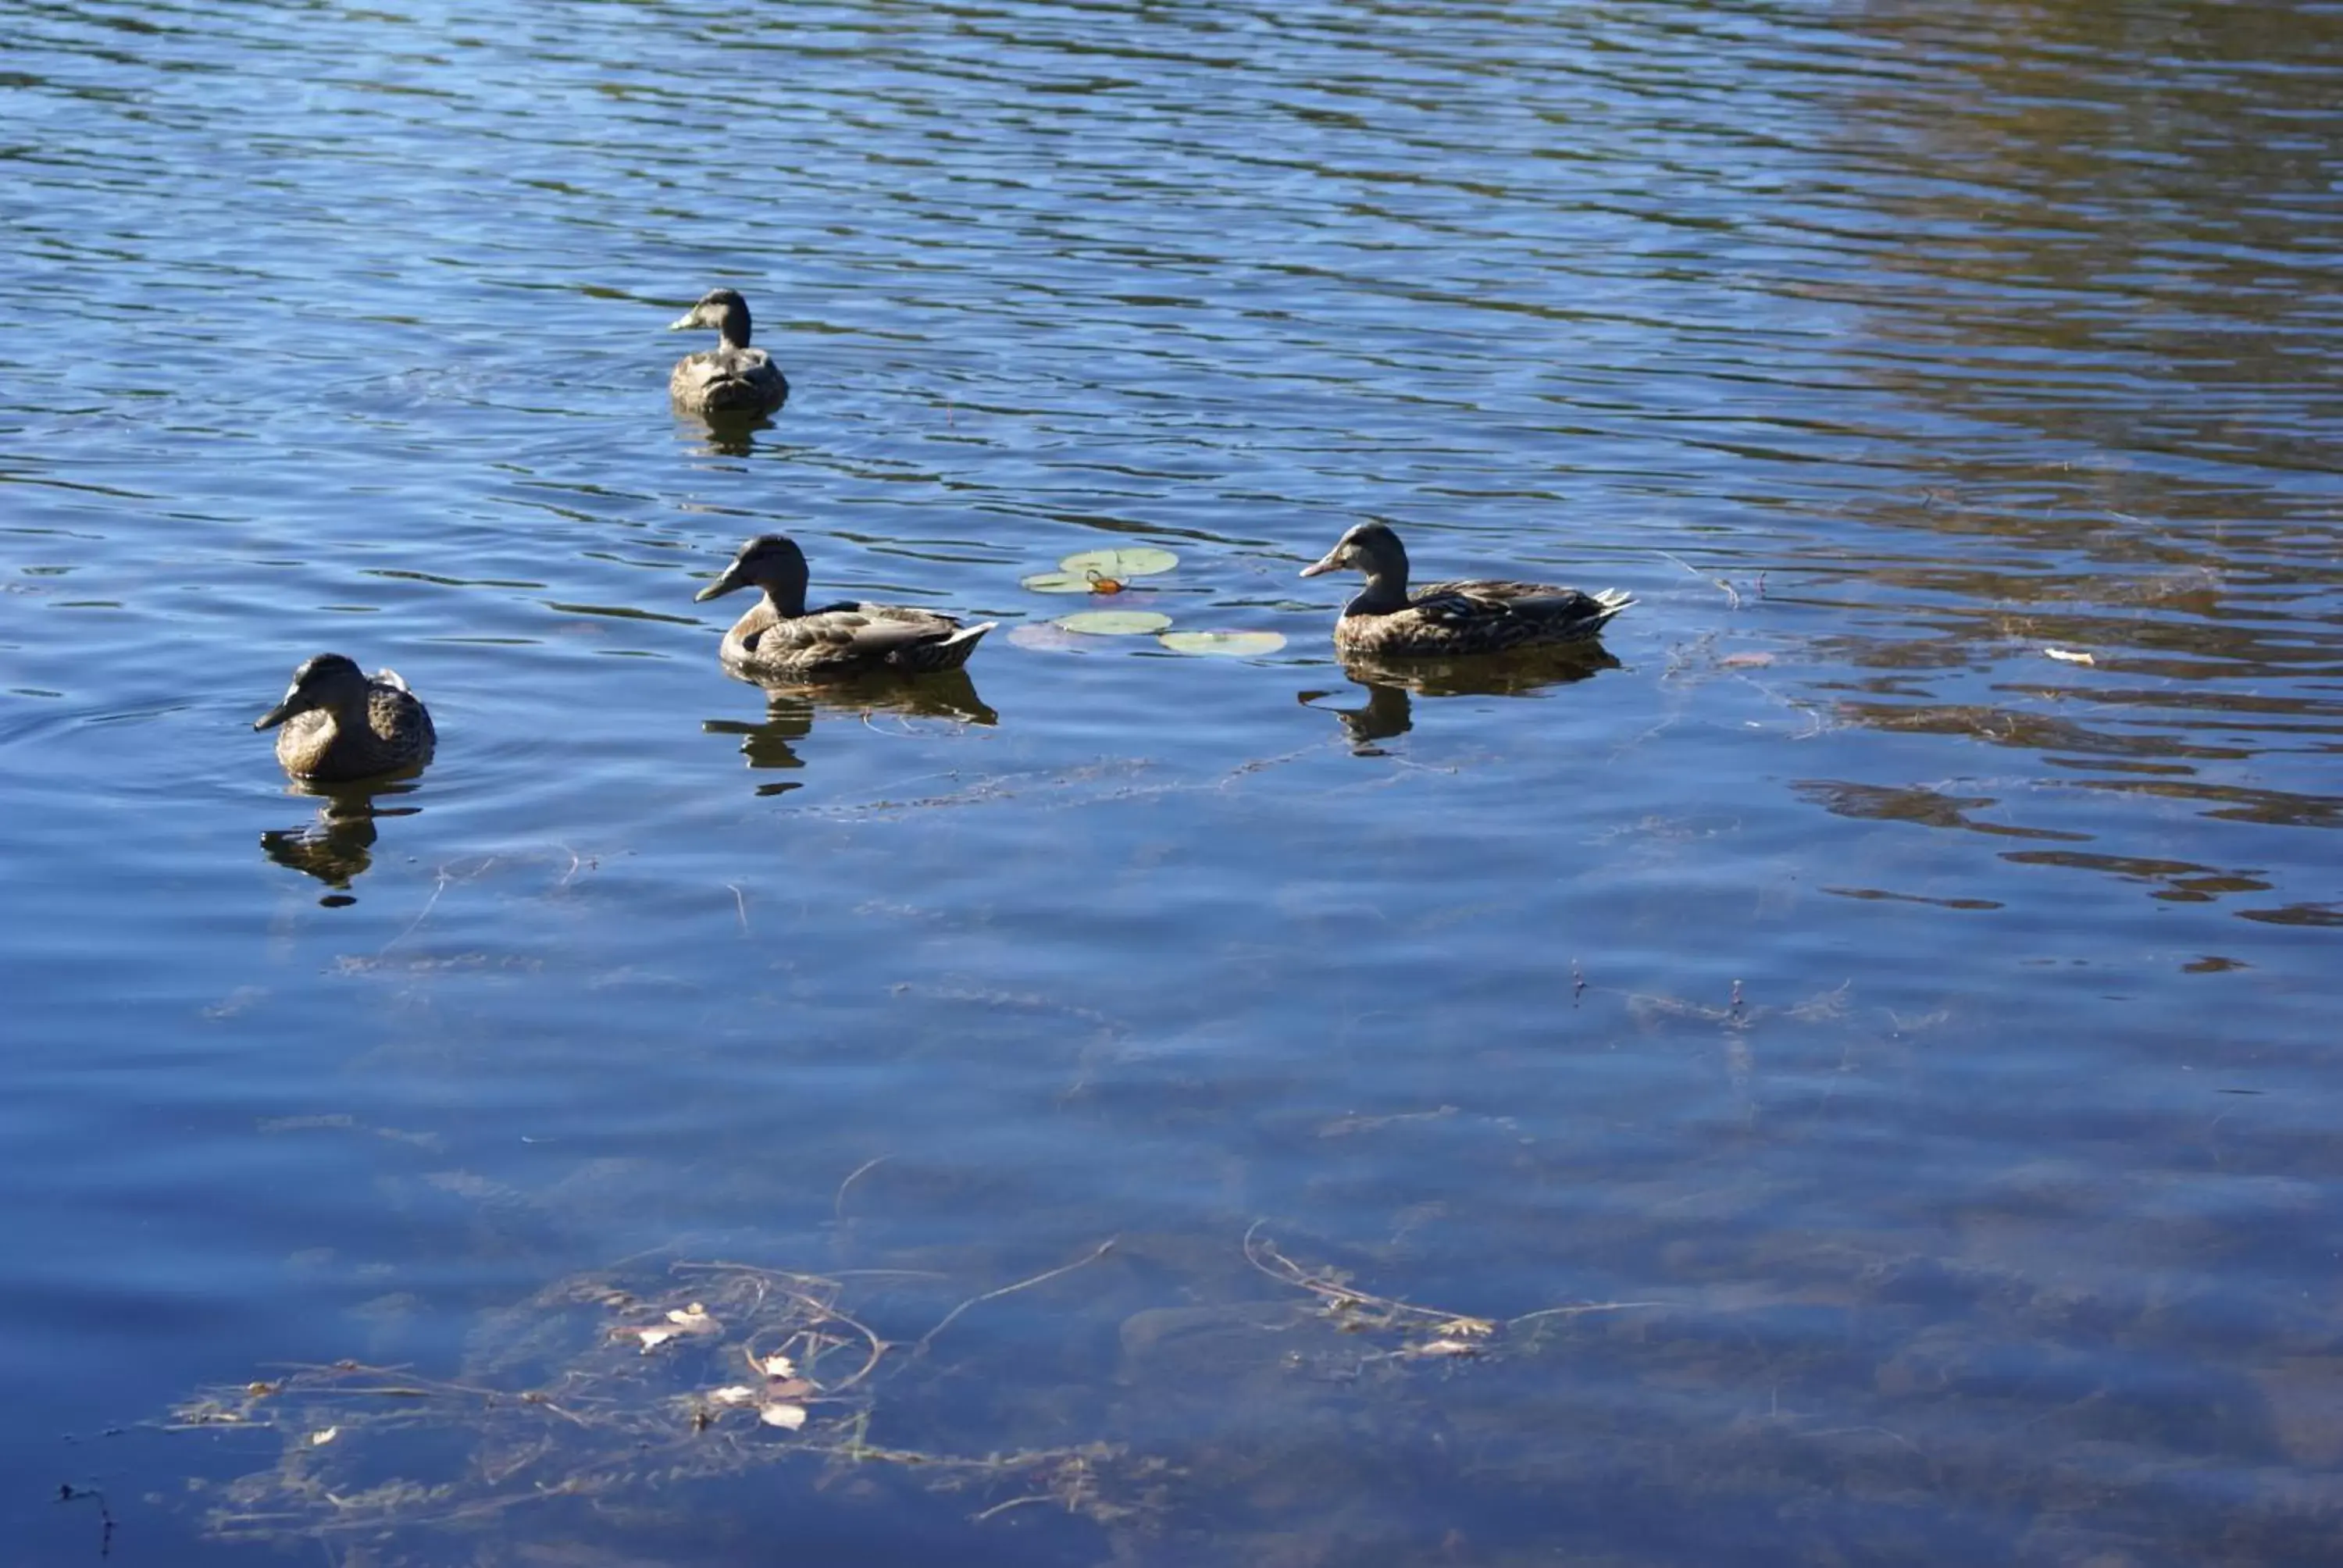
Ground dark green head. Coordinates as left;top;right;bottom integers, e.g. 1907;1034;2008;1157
254;653;368;731
695;533;810;612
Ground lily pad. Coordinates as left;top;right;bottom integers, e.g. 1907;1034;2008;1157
1057;609;1172;636
1058;546;1177;579
1020;571;1106;594
1157;630;1287;658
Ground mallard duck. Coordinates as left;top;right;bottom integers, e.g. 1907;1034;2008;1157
694;533;995;680
1300;522;1631;657
253;654;436;782
668;287;789;417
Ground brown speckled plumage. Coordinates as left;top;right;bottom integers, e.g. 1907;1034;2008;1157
1300;522;1630;658
668;287;789;417
694;533;993;682
253;654;436;782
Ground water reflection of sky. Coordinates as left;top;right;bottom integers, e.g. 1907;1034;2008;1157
2;1;2339;1563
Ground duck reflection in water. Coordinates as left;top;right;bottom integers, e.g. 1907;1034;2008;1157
259;779;425;903
702;671;997;796
675;411;770;460
1301;645;1621;755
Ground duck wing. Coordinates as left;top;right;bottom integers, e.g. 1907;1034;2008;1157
1411;578;1561;618
744;600;982;665
1411;579;1632;632
672;348;788;412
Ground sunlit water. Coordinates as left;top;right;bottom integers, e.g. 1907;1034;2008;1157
5;1;2341;1563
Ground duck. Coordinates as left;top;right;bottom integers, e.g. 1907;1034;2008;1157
694;533;995;680
1299;522;1631;657
253;654;436;782
668;287;790;417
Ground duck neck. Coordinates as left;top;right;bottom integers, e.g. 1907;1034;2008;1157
719;310;753;351
1345;562;1410;617
760;577;807;618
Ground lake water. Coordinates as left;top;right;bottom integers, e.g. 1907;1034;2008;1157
5;1;2342;1563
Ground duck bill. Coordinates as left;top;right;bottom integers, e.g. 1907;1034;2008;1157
694;564;748;602
252;699;294;732
1298;549;1344;579
668;308;704;331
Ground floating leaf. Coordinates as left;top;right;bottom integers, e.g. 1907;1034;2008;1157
765;1377;818;1399
1408;1338;1482;1359
1057;609;1172;636
309;1427;339;1447
708;1385;758;1406
1058;547;1177;579
1020;571;1101;594
665;1304;718;1333
2044;647;2095;665
758;1353;797;1378
758;1402;808;1431
1157;630;1286;658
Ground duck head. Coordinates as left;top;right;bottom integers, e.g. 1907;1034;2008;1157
254;653;369;731
1300;522;1409;584
696;533;811;613
669;287;755;349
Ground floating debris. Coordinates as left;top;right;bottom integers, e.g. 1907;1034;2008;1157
1005;622;1089;653
2044;647;2095;665
166;1247;1149;1545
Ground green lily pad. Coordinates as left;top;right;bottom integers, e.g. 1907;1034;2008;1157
1157;630;1287;658
1019;571;1104;594
1057;609;1173;636
1057;547;1178;579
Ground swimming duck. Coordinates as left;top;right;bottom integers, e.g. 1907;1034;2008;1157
694;533;995;680
668;288;790;417
1300;522;1631;657
253;654;436;782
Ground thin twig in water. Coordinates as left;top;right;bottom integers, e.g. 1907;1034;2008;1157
1241;1221;1491;1332
386;871;450;953
914;1240;1116;1357
726;883;748;933
971;1493;1055;1523
1507;1302;1664;1328
834;1155;891;1223
383;857;497;953
56;1484;113;1558
1654;551;1741;610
